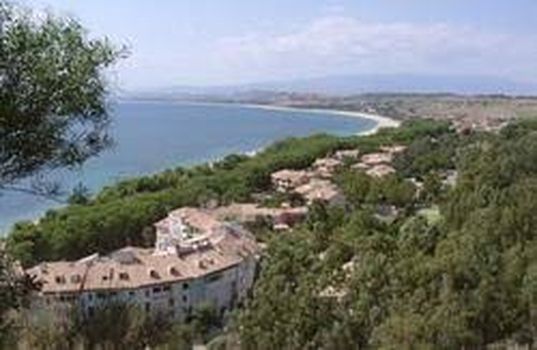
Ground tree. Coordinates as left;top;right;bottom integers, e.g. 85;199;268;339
0;1;125;197
0;248;39;348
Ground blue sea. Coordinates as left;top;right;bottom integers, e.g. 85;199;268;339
0;101;376;234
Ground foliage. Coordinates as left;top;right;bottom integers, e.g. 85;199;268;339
6;120;444;267
236;118;537;348
0;249;39;348
0;0;124;193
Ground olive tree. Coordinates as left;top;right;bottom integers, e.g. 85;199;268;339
0;1;125;197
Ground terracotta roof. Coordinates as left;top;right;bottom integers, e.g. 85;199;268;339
155;207;223;235
313;158;341;169
27;228;258;294
360;152;393;166
271;169;310;183
366;164;396;178
380;145;407;154
333;149;360;160
294;179;342;203
210;203;307;223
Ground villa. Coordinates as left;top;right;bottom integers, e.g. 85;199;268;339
312;157;342;178
360;152;393;166
294;179;345;206
271;169;311;192
27;208;259;321
333;149;360;161
366;164;396;178
209;203;307;230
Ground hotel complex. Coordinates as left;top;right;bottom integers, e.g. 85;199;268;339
26;144;407;321
27;208;259;320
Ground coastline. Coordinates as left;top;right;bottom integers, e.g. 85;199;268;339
236;103;400;136
1;101;398;234
143;99;401;136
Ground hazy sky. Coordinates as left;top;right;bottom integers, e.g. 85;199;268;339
25;0;537;90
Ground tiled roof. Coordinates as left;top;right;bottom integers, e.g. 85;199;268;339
294;179;342;203
27;227;258;294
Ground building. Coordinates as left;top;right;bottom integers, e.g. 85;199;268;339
312;158;342;179
333;149;360;161
294;179;345;206
27;208;259;321
380;145;407;155
366;164;396;178
360;152;393;166
271;169;311;192
209;203;307;231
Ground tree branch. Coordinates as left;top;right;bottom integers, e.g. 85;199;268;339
0;185;66;204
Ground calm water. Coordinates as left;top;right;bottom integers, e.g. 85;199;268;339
0;101;376;234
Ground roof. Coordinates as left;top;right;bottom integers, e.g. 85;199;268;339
366;164;396;178
380;145;407;154
210;203;307;223
313;157;341;169
154;207;223;234
27;228;258;294
271;169;310;183
334;149;360;160
360;152;393;166
294;179;342;203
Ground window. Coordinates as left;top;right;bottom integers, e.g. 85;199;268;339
145;303;151;312
119;272;129;280
163;285;171;292
169;298;174;307
183;283;189;290
182;295;188;303
129;291;135;297
153;287;161;293
145;290;150;297
88;294;93;301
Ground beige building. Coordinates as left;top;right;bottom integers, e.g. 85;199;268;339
271;169;311;192
209;203;307;230
312;158;342;179
333;149;360;161
366;164;396;178
294;179;345;206
27;208;259;321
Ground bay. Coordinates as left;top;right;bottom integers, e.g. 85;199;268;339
0;101;376;234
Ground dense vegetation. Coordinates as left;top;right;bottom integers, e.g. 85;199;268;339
234;119;537;349
6;119;448;267
5;118;537;348
0;1;124;195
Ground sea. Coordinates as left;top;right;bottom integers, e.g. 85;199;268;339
0;101;377;234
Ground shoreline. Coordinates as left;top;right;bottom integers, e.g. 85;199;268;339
1;101;398;234
121;99;401;136
235;103;400;136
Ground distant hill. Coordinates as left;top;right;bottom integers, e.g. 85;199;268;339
125;74;537;100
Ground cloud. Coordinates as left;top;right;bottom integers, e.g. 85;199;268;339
214;16;537;83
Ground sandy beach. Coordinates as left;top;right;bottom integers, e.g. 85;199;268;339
157;100;400;136
241;103;400;135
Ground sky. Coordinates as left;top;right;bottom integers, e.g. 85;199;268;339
24;0;537;91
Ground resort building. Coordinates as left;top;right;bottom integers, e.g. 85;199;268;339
380;145;407;155
312;157;342;179
271;169;311;192
333;149;360;161
360;152;393;166
27;208;259;321
209;203;307;231
366;164;396;178
294;179;345;206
